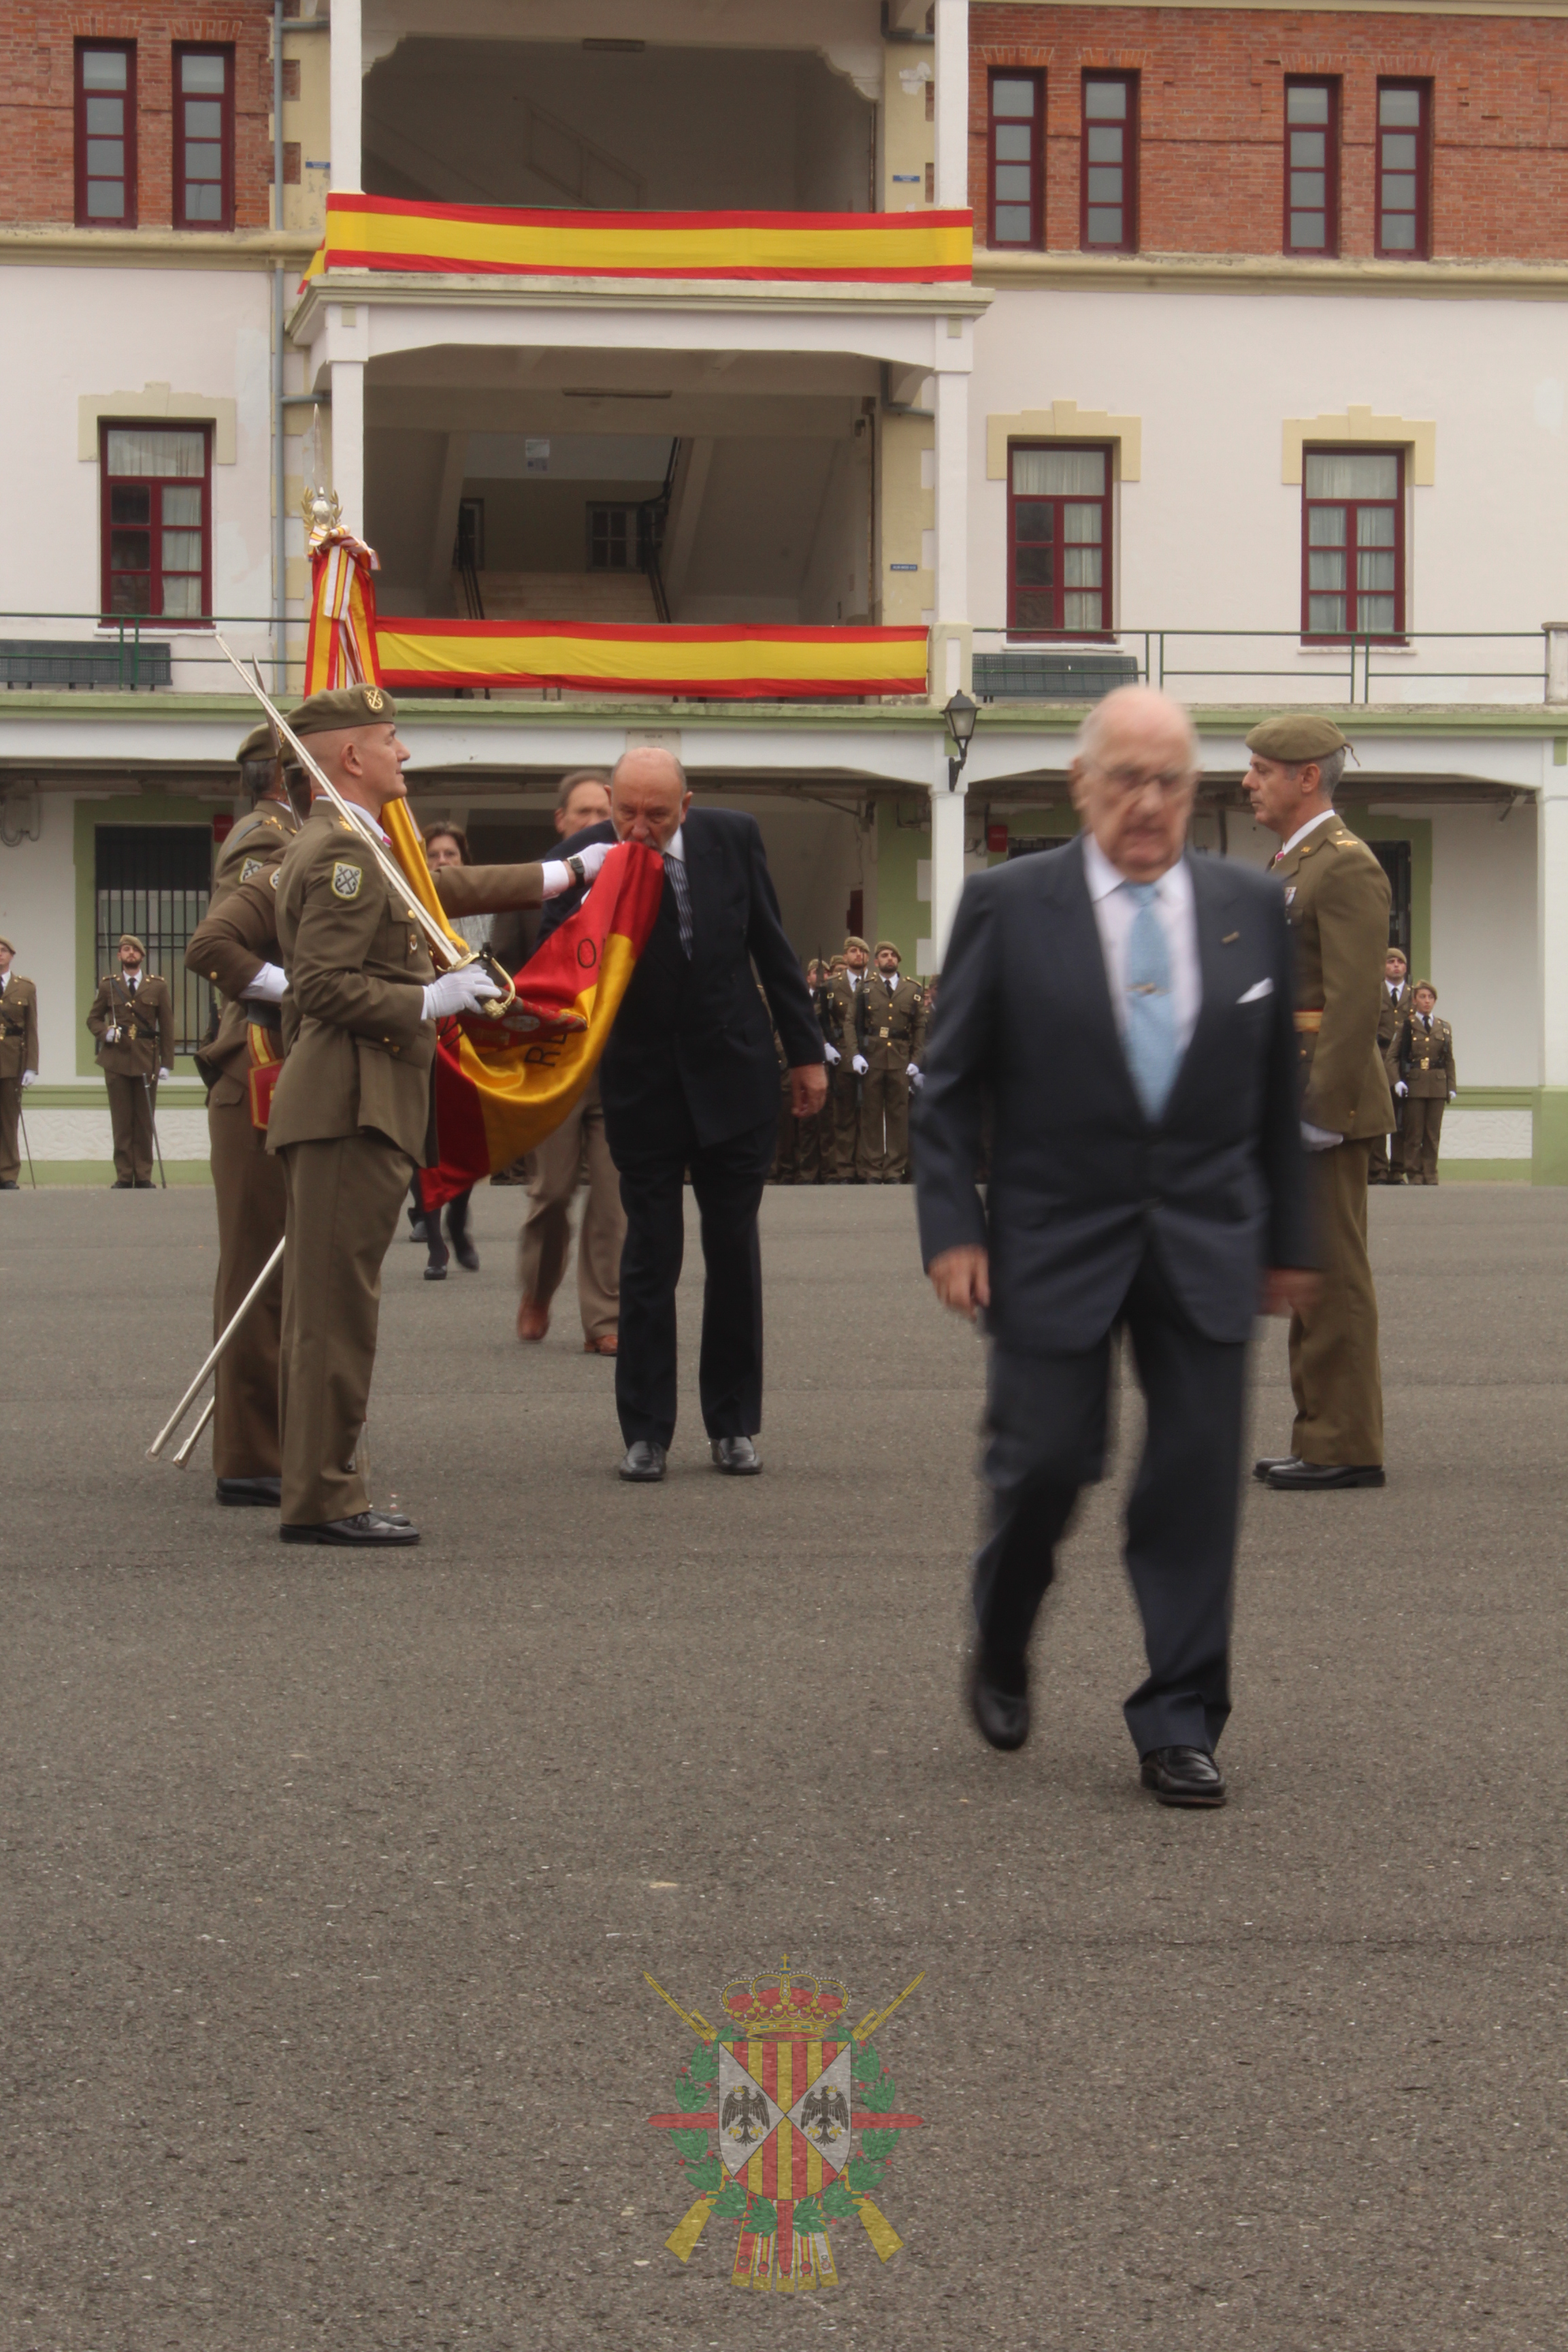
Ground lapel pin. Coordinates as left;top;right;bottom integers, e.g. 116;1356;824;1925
1222;932;1239;945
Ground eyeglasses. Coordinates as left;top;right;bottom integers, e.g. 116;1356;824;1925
1091;765;1198;798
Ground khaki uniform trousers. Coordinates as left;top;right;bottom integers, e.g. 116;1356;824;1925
1401;1097;1445;1184
0;1075;21;1184
1368;1123;1402;1183
278;1132;412;1526
105;1073;158;1183
208;1088;287;1479
793;1106;824;1183
860;1066;912;1181
517;1079;624;1343
826;1062;862;1178
1288;1138;1384;1469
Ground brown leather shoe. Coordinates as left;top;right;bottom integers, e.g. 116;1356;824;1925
517;1298;549;1343
583;1334;618;1356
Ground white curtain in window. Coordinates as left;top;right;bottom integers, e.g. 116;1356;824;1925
1304;450;1399;500
1013;446;1107;496
105;428;207;478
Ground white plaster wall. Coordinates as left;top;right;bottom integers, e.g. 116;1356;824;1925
1425;800;1539;1087
0;798;83;1083
0;266;274;624
969;287;1568;687
1443;1108;1531;1159
24;1105;211;1162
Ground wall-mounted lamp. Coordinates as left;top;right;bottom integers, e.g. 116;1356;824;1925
943;689;977;791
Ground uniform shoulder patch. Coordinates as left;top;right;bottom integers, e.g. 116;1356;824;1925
240;856;265;883
331;862;364;900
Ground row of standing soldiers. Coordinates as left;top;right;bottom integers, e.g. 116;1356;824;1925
773;934;931;1184
1371;946;1458;1187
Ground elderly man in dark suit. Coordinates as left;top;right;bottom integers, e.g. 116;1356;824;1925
915;687;1316;1808
541;748;826;1482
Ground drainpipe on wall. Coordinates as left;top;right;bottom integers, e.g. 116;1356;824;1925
272;0;287;691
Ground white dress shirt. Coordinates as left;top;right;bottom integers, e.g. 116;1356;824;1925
664;823;685;866
1278;807;1337;860
1082;832;1202;1057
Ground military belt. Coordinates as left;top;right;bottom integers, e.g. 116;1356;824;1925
1294;1011;1324;1032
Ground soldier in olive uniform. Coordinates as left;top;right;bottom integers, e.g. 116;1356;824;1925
0;934;39;1188
858;940;927;1182
1390;982;1456;1185
1245;715;1392;1490
1370;947;1412;1184
86;933;175;1186
822;935;870;1180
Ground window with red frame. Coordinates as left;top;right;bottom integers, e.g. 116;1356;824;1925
174;46;233;229
1008;444;1113;635
1303;449;1403;639
1284;79;1339;255
101;425;212;619
1081;74;1137;251
1376;82;1431;258
989;71;1044;248
76;43;136;227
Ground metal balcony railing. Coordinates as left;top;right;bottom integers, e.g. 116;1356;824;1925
0;615;286;692
972;627;1558;708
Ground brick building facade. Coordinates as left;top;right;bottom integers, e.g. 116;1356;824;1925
0;3;273;229
970;5;1568;260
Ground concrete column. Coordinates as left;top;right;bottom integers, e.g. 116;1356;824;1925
1545;623;1568;704
928;763;968;977
1533;778;1568;1181
932;0;970;210
330;0;361;192
330;358;365;539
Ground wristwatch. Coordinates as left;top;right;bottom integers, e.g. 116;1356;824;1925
566;853;587;886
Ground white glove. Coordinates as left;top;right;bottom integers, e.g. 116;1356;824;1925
541;840;613;898
157;1066;173;1082
1394;1080;1409;1098
1301;1120;1342;1152
240;962;287;1004
1449;1090;1457;1102
823;1041;841;1066
104;1024;120;1044
906;1062;920;1079
19;1070;35;1087
423;966;502;1021
851;1054;868;1076
909;1066;925;1090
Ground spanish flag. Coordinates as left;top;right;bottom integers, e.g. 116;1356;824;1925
416;842;665;1212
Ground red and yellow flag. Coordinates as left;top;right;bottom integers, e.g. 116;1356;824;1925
417;842;664;1212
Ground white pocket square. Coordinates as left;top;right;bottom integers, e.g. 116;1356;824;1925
1237;977;1273;1003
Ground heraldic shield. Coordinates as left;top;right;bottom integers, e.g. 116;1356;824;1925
647;1957;924;2293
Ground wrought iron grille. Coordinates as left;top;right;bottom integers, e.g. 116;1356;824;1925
93;824;214;1056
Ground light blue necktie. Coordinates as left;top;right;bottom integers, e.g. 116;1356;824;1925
1122;881;1178;1122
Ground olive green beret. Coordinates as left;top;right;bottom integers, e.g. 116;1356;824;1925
237;722;276;764
1413;979;1437;1001
0;935;14;953
118;932;146;954
844;934;870;954
873;938;902;958
286;682;397;737
1245;714;1347;764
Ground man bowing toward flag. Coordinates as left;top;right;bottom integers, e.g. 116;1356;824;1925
541;748;826;1482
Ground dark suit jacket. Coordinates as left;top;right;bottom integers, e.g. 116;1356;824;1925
914;836;1313;1352
538;809;823;1160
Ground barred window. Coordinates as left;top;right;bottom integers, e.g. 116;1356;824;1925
94;826;214;1058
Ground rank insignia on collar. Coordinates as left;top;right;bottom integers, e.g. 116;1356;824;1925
331;862;363;900
647;1955;924;2292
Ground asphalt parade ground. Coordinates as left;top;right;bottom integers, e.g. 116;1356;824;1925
2;1180;1565;2352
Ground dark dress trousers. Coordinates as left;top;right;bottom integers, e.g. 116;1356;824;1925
541;811;822;1447
914;836;1311;1757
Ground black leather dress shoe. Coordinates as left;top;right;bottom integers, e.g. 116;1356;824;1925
1252;1454;1303;1483
0;1180;18;1191
134;1179;157;1188
618;1440;667;1483
1140;1746;1227;1806
1267;1460;1385;1490
110;1178;132;1188
447;1217;479;1272
967;1652;1030;1750
216;1475;281;1507
279;1511;420;1546
710;1435;762;1475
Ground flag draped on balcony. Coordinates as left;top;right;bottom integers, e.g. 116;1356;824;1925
301;195;973;287
374;619;931;700
299;527;664;1203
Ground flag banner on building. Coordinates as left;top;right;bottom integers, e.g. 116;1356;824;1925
375;619;932;700
301;195;973;287
416;842;666;1213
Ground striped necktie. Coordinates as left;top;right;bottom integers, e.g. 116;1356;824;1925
666;855;693;958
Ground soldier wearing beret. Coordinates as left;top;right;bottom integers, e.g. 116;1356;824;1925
1371;947;1413;1184
87;932;175;1186
1245;715;1392;1490
259;684;607;1542
1390;981;1456;1185
0;934;39;1189
858;939;927;1182
178;725;305;1503
822;935;870;1180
